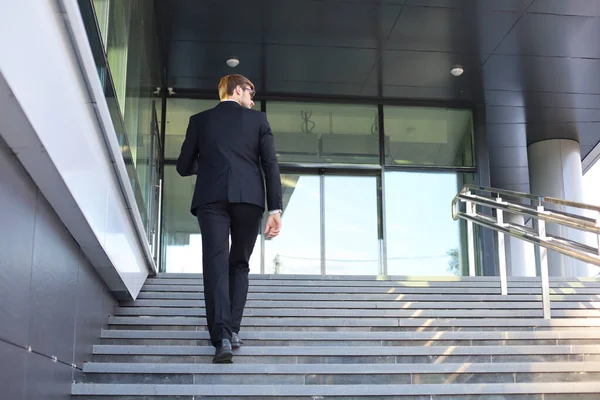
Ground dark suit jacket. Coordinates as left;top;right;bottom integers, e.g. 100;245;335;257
176;101;283;216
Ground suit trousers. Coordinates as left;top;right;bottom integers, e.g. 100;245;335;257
196;201;263;346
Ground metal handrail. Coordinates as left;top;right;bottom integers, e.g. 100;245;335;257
452;185;600;319
460;184;600;212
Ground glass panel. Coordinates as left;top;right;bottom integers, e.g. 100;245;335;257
267;102;379;164
80;0;162;242
264;174;321;274
164;98;219;159
384;106;474;167
385;171;474;276
161;166;261;273
106;0;131;116
147;104;161;259
324;176;380;275
92;0;110;45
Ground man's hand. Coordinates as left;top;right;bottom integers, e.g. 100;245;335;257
264;213;281;239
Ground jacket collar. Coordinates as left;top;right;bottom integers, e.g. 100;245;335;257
218;99;242;108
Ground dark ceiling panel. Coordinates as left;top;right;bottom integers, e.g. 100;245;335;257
486;106;600;124
525;122;581;144
485;90;600;109
495;14;600;58
489;146;529;168
404;0;532;11
486;123;528;148
381;50;480;90
157;0;600;159
167;41;263;90
528;0;600;16
265;45;377;84
483;55;600;94
259;2;401;48
576;122;600;146
581;145;595;159
168;77;221;92
386;6;521;53
165;0;264;43
263;81;366;97
382;85;472;101
166;0;402;49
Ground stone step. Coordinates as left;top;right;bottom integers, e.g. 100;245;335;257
100;329;600;347
100;329;600;342
93;345;600;361
139;285;600;294
107;316;600;329
112;307;600;319
134;292;600;301
71;382;600;397
120;299;600;309
150;274;600;283
82;360;600;374
79;361;600;385
142;280;600;289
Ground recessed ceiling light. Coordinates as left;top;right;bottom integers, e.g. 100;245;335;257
226;57;240;67
450;65;464;77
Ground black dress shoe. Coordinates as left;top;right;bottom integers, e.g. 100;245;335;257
212;339;233;364
231;333;243;349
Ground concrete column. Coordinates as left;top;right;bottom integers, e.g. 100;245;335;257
528;139;594;277
504;213;536;276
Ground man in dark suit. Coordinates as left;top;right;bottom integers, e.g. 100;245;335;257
176;74;282;363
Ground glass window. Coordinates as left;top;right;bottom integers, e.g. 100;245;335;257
384;106;474;167
161;166;261;273
164;98;219;159
267;102;379;165
264;174;321;274
324;176;380;275
82;0;163;252
92;0;110;45
385;171;474;276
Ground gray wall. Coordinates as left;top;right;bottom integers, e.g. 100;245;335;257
0;136;117;399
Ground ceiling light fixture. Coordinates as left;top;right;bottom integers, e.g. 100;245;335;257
226;57;240;67
450;65;464;77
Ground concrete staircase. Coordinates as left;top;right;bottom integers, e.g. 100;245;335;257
72;274;600;399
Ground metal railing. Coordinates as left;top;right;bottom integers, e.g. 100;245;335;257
452;184;600;319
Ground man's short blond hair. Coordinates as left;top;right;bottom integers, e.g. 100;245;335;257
218;74;255;101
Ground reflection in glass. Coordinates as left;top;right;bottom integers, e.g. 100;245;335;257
161;166;261;273
164;99;219;159
385;171;474;276
384;107;474;167
82;0;162;251
92;0;110;44
264;175;321;274
267;102;379;165
324;176;380;275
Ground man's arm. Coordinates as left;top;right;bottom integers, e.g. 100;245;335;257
176;116;199;176
258;113;283;212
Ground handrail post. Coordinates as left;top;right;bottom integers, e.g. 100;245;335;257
466;191;476;276
537;203;551;319
496;197;508;296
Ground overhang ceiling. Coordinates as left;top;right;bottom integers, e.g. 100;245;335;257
156;0;600;159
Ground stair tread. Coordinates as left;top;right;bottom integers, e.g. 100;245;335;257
152;274;600;282
120;300;600;308
107;316;600;326
78;276;600;397
92;344;600;356
82;361;600;374
111;308;600;318
71;381;600;396
100;329;600;340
